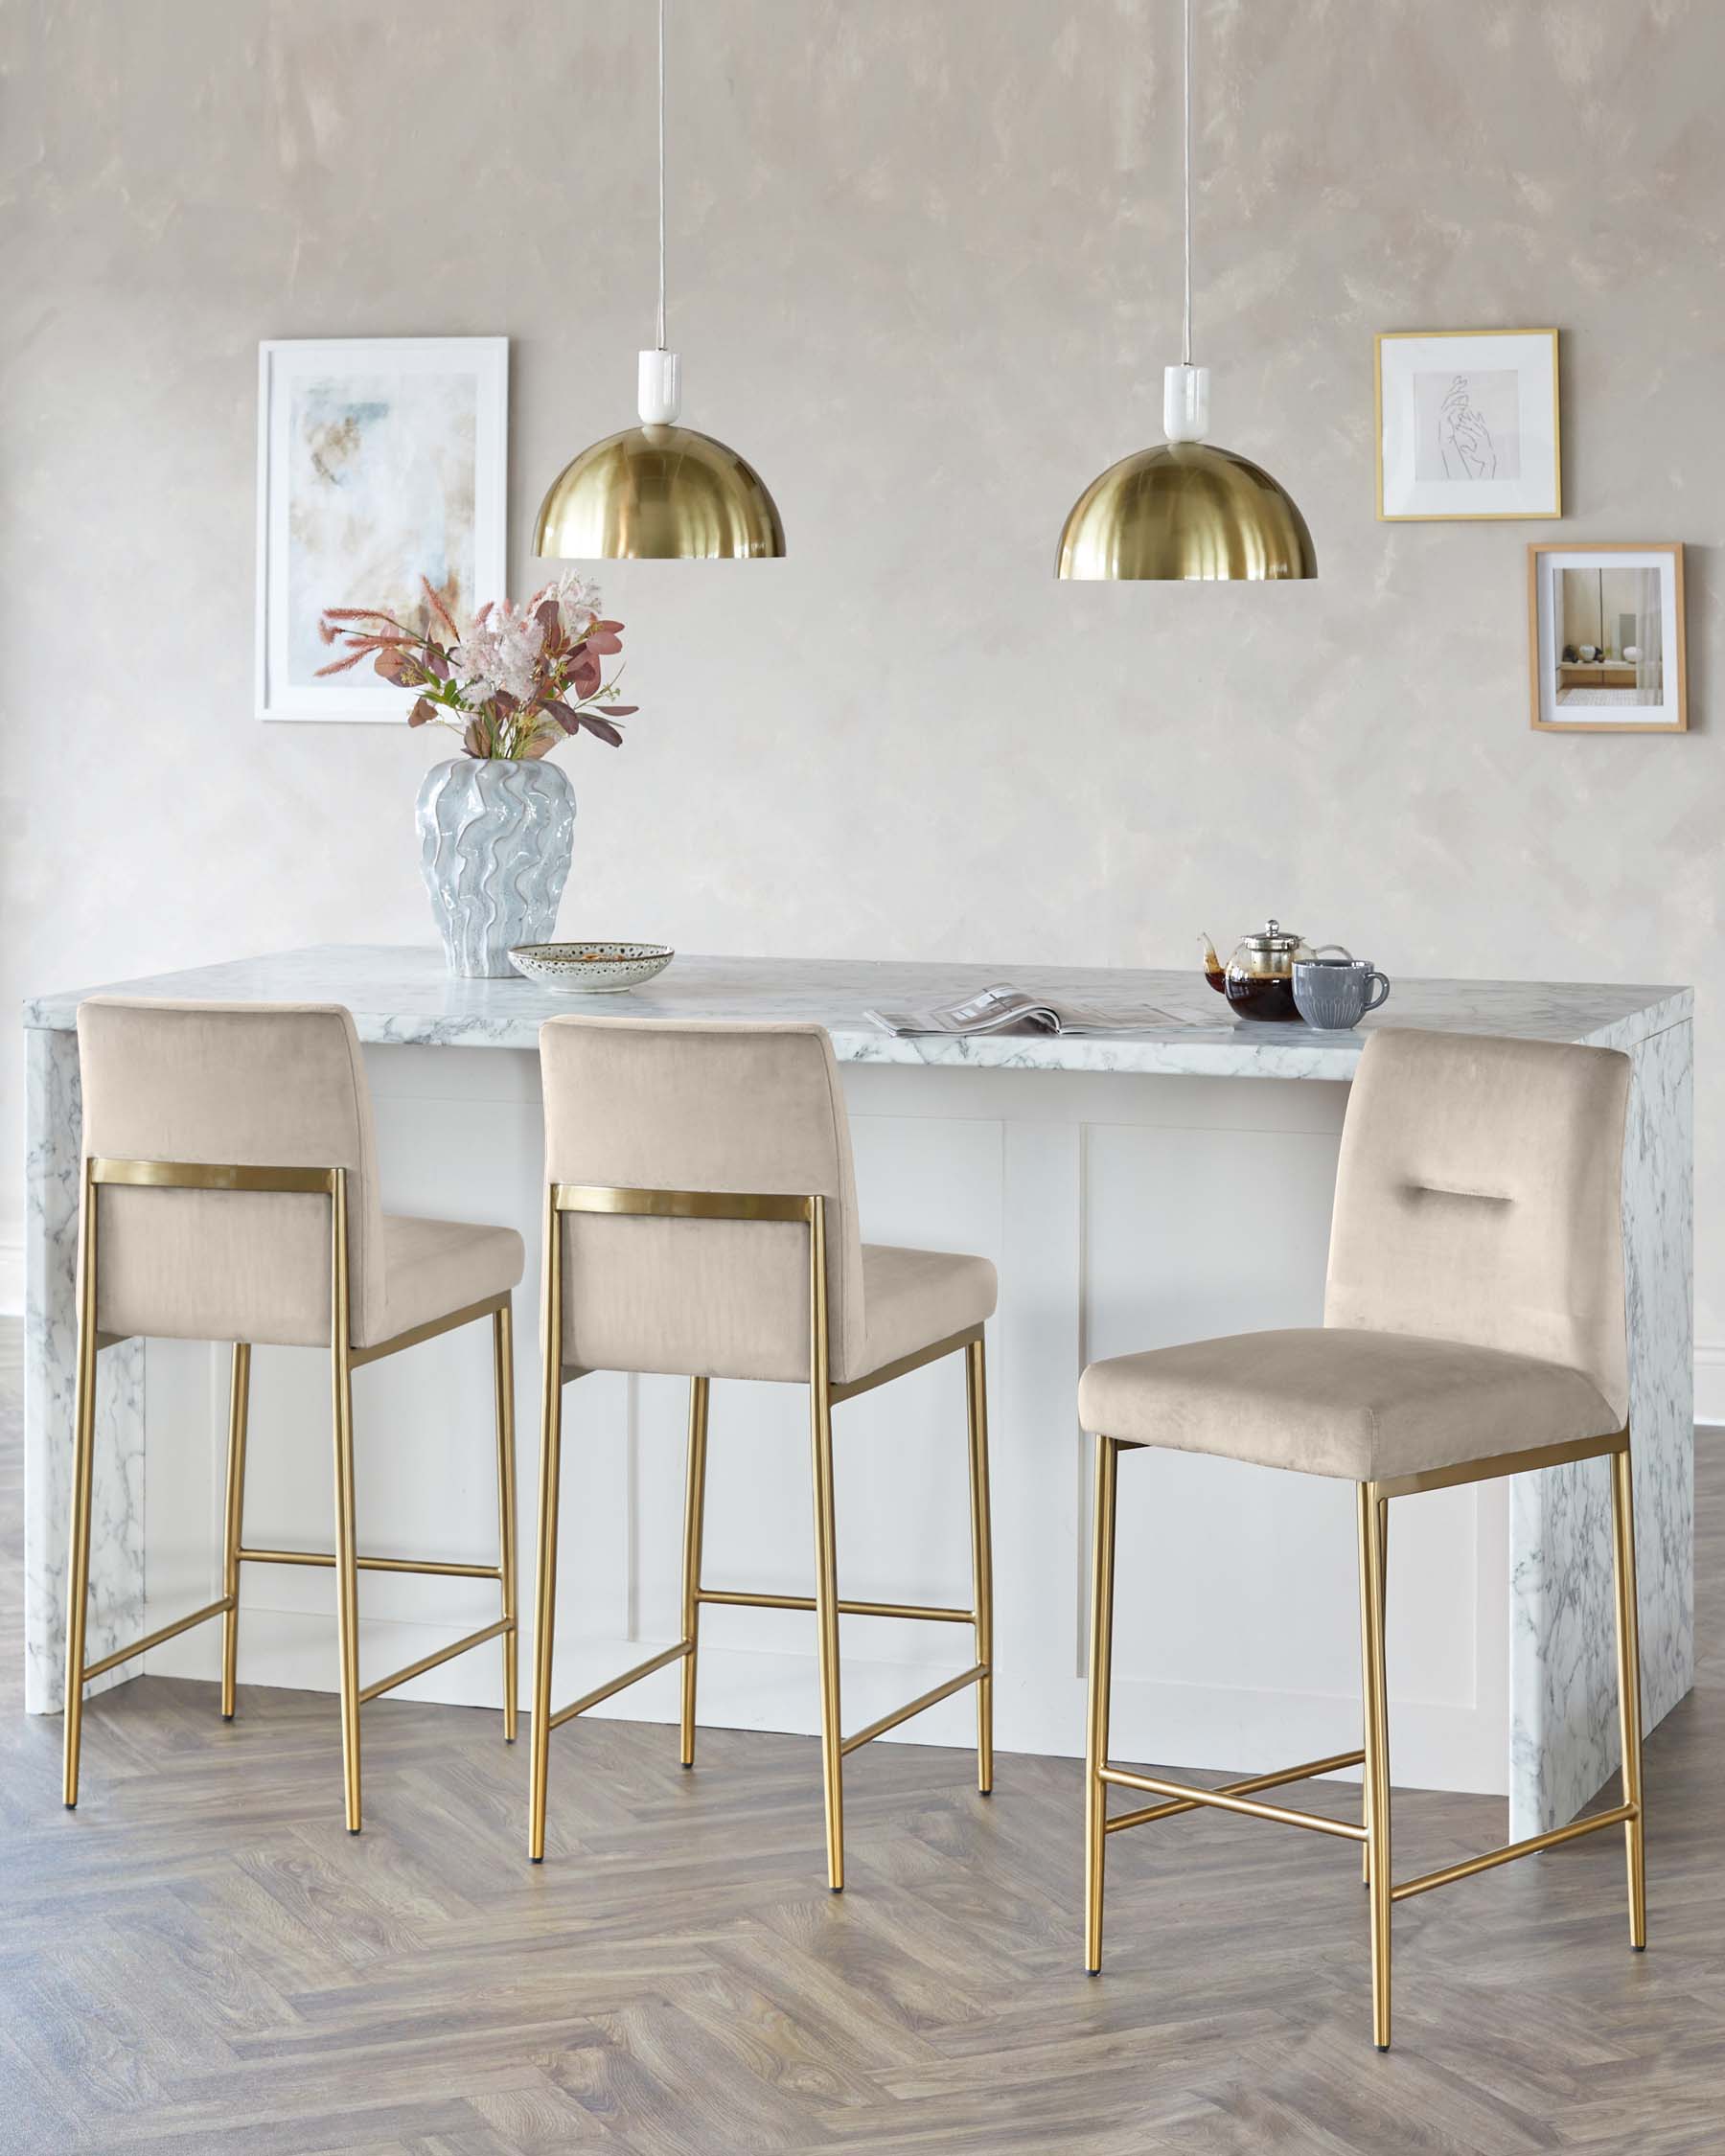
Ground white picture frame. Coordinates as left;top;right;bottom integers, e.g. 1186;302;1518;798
1375;329;1560;521
1529;542;1687;734
256;336;508;722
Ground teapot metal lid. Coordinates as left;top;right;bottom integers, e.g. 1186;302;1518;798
1238;917;1305;954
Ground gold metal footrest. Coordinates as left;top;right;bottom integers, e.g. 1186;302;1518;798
546;1640;693;1732
80;1594;236;1684
699;1588;975;1624
239;1546;504;1582
1099;1762;1368;1843
1103;1748;1366;1835
1392;1800;1639;1902
357;1617;516;1706
841;1663;987;1755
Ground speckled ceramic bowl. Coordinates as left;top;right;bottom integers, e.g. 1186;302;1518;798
508;942;675;995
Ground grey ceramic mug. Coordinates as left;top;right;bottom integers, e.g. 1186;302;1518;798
1292;956;1391;1030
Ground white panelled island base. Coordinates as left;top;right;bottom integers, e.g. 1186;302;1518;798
23;948;1692;1837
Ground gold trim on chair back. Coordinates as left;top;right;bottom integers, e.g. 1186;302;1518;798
538;1017;867;1382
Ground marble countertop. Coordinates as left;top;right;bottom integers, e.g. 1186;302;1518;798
21;945;1692;1080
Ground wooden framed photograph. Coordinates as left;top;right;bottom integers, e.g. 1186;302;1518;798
256;336;508;722
1529;543;1687;733
1376;329;1560;521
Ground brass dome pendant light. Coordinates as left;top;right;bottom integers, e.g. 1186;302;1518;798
535;0;785;561
1056;0;1315;582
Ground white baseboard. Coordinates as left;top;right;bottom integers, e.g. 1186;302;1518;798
1694;1342;1725;1428
0;1231;20;1318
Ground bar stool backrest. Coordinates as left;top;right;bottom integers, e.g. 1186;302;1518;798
539;1017;866;1383
77;998;387;1348
1324;1028;1631;1423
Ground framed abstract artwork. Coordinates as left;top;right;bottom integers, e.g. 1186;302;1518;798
1375;330;1560;521
1529;542;1687;734
256;336;508;722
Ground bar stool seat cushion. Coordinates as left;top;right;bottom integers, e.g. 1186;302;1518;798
94;1204;524;1352
555;1240;997;1385
374;1215;525;1349
1077;1327;1619;1482
856;1244;998;1381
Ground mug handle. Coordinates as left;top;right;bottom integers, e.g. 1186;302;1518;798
1362;972;1392;1015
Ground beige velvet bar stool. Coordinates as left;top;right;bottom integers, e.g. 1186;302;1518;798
528;1016;998;1891
64;998;526;1831
1079;1029;1645;2050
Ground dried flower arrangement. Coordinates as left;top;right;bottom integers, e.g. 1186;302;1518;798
317;573;637;760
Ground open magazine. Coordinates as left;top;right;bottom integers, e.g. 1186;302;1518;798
865;981;1189;1038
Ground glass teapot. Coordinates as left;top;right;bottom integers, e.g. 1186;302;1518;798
1200;919;1351;1023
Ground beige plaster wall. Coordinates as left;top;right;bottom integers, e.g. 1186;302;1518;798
3;1;1720;1340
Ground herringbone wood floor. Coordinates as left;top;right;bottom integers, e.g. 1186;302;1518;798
2;1324;1720;2154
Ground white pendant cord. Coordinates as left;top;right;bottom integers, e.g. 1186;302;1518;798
1161;0;1207;443
637;0;680;423
656;0;668;353
1182;0;1193;368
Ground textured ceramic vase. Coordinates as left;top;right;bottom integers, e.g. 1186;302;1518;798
415;756;577;978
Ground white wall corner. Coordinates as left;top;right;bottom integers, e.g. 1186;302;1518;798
0;1226;21;1318
1694;1342;1725;1427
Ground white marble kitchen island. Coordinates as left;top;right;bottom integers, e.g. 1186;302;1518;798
22;948;1693;1837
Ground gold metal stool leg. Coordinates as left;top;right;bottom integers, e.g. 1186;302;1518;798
966;1337;995;1796
330;1173;363;1833
62;1164;101;1809
220;1343;252;1720
808;1194;844;1891
1084;1434;1120;1972
529;1189;564;1861
679;1375;710;1768
1611;1447;1647;1949
331;1358;361;1830
493;1303;518;1744
810;1386;843;1890
1362;1500;1386;1885
1358;1483;1392;2049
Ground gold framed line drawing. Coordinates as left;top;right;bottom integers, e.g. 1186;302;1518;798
1529;543;1687;734
1375;330;1560;521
